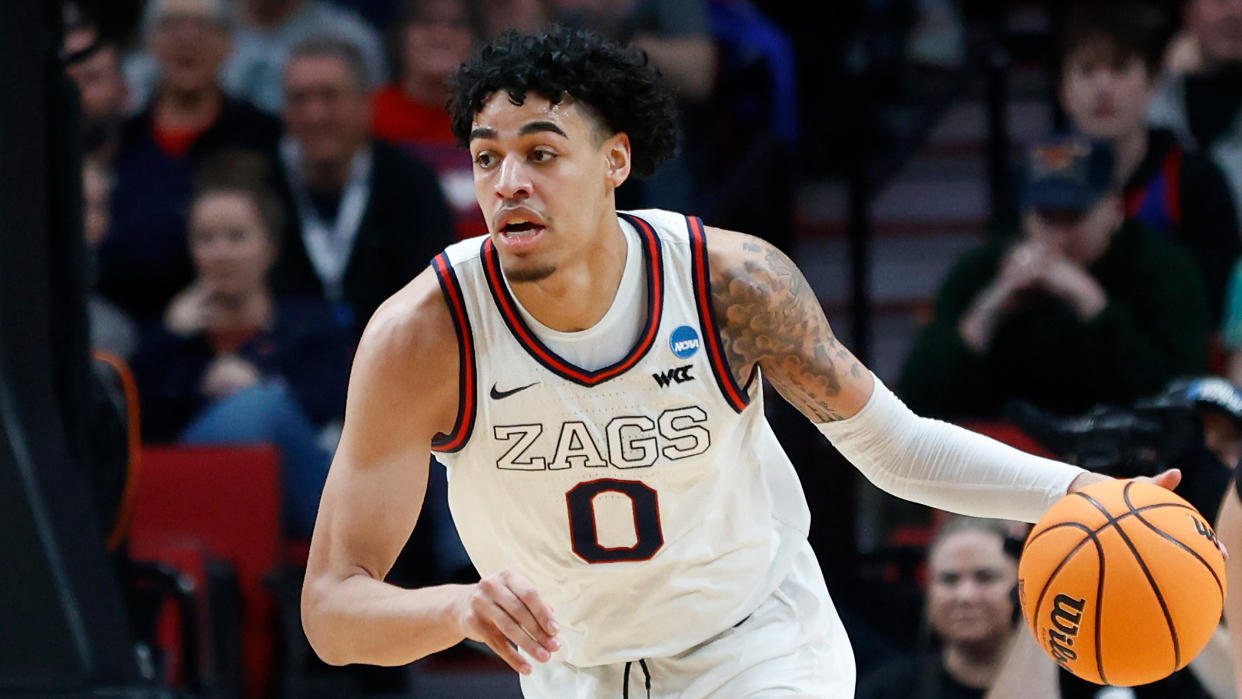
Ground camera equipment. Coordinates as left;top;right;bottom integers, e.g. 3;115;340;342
1004;377;1242;479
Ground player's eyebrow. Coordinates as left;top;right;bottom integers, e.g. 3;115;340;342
519;121;568;139
468;121;568;142
469;126;497;142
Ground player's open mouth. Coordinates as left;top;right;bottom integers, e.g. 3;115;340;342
502;221;543;238
498;219;547;249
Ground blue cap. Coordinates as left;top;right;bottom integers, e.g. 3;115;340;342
1021;136;1116;214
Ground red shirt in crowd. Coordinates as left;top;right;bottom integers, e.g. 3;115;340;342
370;84;486;239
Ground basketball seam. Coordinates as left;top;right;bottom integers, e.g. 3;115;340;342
1121;487;1224;598
1075;488;1181;673
1029;521;1108;684
1024;502;1199;550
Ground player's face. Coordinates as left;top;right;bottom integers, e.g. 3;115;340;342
927;530;1017;647
1060;47;1154;140
188;191;276;297
469;91;631;283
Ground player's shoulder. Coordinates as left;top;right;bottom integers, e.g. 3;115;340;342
618;210;796;286
701;224;792;284
357;265;458;371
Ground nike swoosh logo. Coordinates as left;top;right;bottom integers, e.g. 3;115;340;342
490;381;540;400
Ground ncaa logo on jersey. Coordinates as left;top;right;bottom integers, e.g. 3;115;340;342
670;325;700;359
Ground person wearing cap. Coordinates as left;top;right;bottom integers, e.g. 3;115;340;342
1056;2;1240;324
898;137;1212;421
100;0;282;322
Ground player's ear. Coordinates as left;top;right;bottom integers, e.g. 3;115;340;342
604;131;631;189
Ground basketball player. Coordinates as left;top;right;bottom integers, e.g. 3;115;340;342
300;26;1177;696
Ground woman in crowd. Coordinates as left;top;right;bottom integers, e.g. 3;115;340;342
132;152;351;536
858;517;1021;699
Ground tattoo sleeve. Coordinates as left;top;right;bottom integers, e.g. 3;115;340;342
709;238;866;422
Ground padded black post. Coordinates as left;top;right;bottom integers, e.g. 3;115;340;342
0;1;146;694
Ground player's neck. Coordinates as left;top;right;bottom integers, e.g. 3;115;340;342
508;215;628;332
942;640;1005;689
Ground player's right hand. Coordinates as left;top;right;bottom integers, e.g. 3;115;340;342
452;569;561;675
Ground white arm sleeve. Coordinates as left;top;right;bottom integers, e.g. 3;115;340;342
816;376;1085;523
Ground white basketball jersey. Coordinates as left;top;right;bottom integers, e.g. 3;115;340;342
430;209;813;667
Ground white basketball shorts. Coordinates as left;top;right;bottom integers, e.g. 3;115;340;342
517;539;856;698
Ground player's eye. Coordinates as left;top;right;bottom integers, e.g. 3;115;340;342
474;151;496;168
530;148;556;163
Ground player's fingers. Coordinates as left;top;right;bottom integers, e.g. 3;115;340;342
1138;468;1182;492
481;625;531;676
492;586;559;657
483;597;555;662
475;581;553;661
502;574;561;643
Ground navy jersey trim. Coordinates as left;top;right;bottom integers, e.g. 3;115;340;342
479;214;664;386
687;216;750;413
431;253;478;452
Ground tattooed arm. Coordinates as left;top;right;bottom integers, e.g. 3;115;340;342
707;228;872;422
706;227;1111;520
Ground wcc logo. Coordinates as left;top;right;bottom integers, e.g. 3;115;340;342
653;365;694;388
670;325;700;359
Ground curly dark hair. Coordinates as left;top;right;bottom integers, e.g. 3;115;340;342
448;25;679;177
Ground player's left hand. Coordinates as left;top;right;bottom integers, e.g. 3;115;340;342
1069;468;1182;495
1133;468;1182;492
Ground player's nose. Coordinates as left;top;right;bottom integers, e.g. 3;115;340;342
493;155;531;200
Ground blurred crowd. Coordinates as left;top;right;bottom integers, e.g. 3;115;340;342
60;0;1242;696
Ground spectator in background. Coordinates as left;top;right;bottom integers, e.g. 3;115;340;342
555;0;715;101
132;152;350;537
478;0;555;37
858;517;1020;699
555;0;717;211
64;25;130;162
1149;0;1242;211
898;137;1211;420
281;42;468;602
273;37;456;338
1058;2;1240;323
222;0;386;113
371;0;486;238
100;0;281;322
82;160;138;361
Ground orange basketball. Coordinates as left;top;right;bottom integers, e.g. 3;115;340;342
1017;479;1226;687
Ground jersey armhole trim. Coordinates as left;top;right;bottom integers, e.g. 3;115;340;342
431;252;477;452
687;216;750;413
